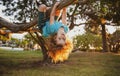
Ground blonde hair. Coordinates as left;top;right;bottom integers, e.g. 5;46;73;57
46;36;73;63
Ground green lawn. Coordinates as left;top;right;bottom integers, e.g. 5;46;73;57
0;49;120;76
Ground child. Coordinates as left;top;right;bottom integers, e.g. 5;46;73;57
37;2;73;63
38;2;69;47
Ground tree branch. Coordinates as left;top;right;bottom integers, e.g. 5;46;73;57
0;17;37;33
0;0;88;33
69;4;79;29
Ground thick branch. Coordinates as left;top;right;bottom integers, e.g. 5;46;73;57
0;0;88;33
0;17;37;33
57;0;77;10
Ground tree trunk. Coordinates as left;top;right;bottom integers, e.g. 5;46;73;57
101;24;108;52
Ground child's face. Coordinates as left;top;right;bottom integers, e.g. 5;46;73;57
55;28;66;46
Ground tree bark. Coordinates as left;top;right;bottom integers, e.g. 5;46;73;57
101;24;108;52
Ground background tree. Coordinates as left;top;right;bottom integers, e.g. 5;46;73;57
77;0;120;52
0;0;38;22
23;33;37;50
73;32;102;52
108;29;120;53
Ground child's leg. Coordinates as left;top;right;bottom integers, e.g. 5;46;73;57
38;4;47;12
38;4;47;30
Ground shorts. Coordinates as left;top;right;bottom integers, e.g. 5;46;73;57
38;12;59;30
38;12;46;30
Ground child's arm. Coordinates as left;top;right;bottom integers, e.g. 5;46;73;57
50;2;60;25
62;8;67;25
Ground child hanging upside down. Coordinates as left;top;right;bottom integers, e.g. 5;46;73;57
38;2;69;47
37;2;73;63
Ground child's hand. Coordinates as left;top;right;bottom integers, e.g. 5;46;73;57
63;8;66;11
54;2;60;7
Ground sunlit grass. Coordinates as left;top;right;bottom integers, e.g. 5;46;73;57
0;49;120;76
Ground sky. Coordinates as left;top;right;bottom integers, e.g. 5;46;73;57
0;4;117;39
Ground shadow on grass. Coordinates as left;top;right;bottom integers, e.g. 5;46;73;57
0;57;45;75
0;57;69;75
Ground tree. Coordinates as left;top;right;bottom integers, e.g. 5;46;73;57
81;0;120;52
108;29;120;53
73;32;102;52
0;0;78;63
0;0;120;63
0;0;37;22
23;33;37;50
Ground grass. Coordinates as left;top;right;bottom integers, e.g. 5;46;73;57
0;49;120;76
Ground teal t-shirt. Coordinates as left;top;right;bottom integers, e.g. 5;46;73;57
42;21;69;37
